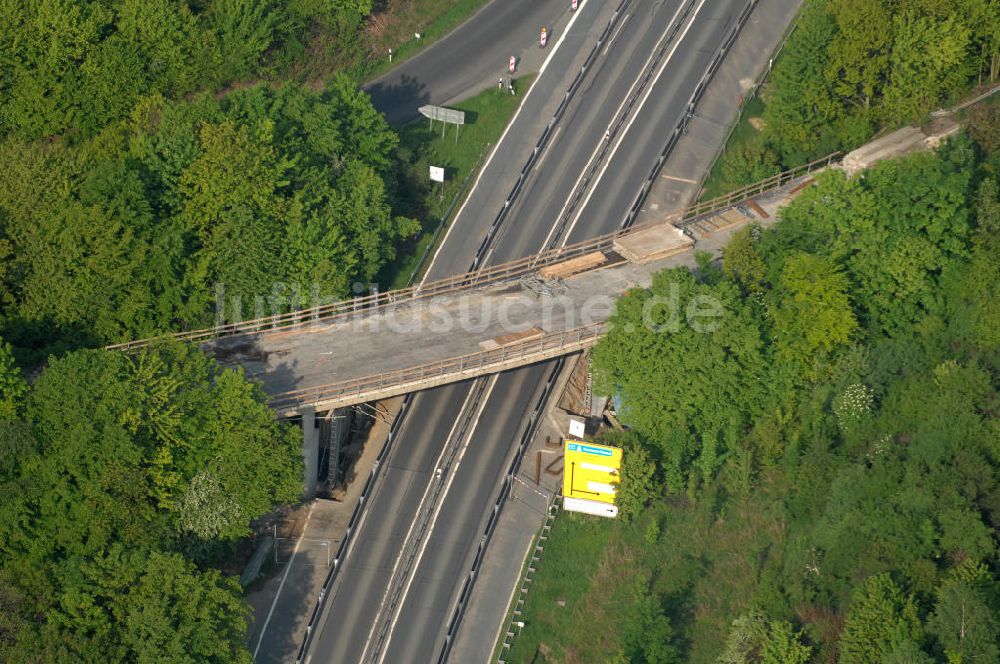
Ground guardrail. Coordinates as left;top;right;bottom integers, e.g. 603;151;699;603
367;378;492;662
621;0;758;230
690;1;803;202
674;151;840;227
538;0;699;249
269;323;604;415
469;0;633;270
437;361;564;663
494;496;560;663
294;394;413;663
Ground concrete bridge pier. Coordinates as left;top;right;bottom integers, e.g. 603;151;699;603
301;406;319;499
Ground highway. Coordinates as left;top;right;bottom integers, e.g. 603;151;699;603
308;0;755;661
363;0;570;124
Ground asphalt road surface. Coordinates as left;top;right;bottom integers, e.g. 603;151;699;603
363;0;569;124
309;0;753;661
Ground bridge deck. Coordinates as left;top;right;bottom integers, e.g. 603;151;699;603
209;228;690;415
213;175;805;415
108;156;842;416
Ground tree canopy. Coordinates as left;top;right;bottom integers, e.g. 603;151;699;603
0;79;416;354
582;138;1000;661
0;0;375;140
0;341;299;660
714;0;1000;190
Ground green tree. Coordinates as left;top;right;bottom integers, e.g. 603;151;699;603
774;154;971;335
0;0;109;137
14;344;300;557
826;0;894;112
0;0;220;139
211;0;279;81
619;574;679;663
1;79;415;346
0;138;184;342
0;339;26;420
760;620;812;664
723;225;766;295
950;178;1000;350
25;545;252;663
953;0;1000;83
770;252;857;372
615;439;657;520
178;119;291;310
719;612;812;664
928;580;1000;663
882;14;972;123
761;1;840;161
839;574;924;663
721;138;781;191
594;269;768;484
0;342;299;658
114;0;213;95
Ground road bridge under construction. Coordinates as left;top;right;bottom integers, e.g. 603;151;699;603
111;156;836;416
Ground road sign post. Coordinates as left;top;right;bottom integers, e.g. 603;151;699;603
418;105;466;144
562;439;621;518
540;27;547;48
429;165;445;199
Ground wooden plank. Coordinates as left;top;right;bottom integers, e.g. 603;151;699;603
479;326;545;351
746;198;768;219
718;209;747;226
788;177;815;196
538;251;607;280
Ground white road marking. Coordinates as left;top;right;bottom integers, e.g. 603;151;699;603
357;383;483;663
560;0;711;245
252;501;317;660
422;0;594;284
605;13;631;54
533;125;562;170
535;0;690;254
374;375;500;664
661;174;698;183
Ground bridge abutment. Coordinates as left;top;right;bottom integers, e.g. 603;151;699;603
300;406;319;499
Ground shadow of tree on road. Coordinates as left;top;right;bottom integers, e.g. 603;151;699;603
364;73;432;125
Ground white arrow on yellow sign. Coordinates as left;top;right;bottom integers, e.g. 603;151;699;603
562;440;622;508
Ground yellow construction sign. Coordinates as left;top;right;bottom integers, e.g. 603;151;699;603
562;439;622;506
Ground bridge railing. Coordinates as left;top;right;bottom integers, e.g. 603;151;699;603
673;151;839;224
107;238;617;351
107;155;837;353
268;323;605;415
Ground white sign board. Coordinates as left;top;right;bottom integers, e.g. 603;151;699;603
429;166;445;183
568;417;586;439
563;496;618;518
418;105;466;125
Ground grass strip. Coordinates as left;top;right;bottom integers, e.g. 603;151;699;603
380;75;536;290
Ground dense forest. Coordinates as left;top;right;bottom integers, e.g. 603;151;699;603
0;1;419;360
0;1;429;660
573;83;1000;664
0;341;302;660
716;0;1000;190
0;0;375;140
